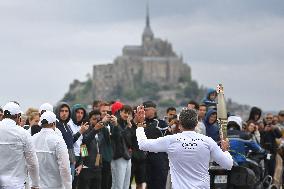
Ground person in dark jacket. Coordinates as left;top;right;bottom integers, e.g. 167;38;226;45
111;105;133;189
99;101;114;189
55;102;88;181
76;110;106;189
142;101;170;189
260;121;282;177
203;109;220;143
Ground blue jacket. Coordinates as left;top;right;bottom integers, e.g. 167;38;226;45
202;88;217;108
228;129;263;164
203;109;220;143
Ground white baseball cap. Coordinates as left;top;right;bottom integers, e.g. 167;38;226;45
3;102;22;116
40;111;57;125
228;116;243;129
39;103;53;113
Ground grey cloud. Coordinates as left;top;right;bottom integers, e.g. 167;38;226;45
1;0;283;111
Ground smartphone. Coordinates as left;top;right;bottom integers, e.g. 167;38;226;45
107;111;112;115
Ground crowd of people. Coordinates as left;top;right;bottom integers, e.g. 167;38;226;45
0;88;284;189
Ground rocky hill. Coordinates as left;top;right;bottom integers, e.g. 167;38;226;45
61;11;250;116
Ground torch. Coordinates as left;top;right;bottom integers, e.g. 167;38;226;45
216;84;228;140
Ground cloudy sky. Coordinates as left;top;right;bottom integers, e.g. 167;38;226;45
0;0;283;112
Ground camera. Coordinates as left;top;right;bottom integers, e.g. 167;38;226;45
107;111;112;116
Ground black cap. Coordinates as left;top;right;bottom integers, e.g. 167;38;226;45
143;101;157;108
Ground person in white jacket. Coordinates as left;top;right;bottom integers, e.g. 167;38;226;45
136;107;233;189
0;102;40;189
32;111;72;189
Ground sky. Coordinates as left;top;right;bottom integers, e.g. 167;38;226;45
0;0;283;112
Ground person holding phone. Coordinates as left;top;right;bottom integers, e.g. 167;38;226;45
110;105;133;189
76;110;107;189
68;104;89;187
99;102;114;189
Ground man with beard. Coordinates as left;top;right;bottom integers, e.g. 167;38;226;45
55;102;88;183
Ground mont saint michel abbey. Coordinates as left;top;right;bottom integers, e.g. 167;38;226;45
63;7;194;105
91;8;191;101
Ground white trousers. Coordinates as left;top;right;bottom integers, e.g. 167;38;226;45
111;158;131;189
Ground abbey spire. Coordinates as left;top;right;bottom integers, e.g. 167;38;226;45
142;2;154;42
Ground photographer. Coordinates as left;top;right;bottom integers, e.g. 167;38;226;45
165;107;180;134
260;114;282;177
111;105;133;189
99;102;113;189
76;110;106;189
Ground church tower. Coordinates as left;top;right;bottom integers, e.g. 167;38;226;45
142;3;154;43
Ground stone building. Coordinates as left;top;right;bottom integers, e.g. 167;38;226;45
92;7;191;100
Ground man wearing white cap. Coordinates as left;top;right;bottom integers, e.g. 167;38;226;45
32;111;72;189
0;102;40;189
39;102;63;138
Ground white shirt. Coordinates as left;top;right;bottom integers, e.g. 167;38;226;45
0;119;40;188
68;119;82;156
32;128;72;189
136;127;233;189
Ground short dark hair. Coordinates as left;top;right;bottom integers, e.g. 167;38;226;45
166;107;176;113
120;105;132;114
179;109;198;130
187;100;199;110
0;108;3;113
199;103;206;108
89;110;101;120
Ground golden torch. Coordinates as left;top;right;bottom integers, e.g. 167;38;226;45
216;84;228;140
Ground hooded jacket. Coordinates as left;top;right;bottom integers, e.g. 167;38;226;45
69;104;87;157
70;104;87;126
228;128;263;164
202;88;217;108
203;109;220;142
55;102;79;163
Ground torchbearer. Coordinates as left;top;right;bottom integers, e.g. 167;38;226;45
136;106;233;189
